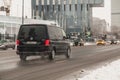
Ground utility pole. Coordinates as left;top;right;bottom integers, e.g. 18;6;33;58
22;0;24;24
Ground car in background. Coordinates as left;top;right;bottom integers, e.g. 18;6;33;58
0;40;15;50
110;39;117;44
106;40;111;44
116;40;120;44
79;39;84;46
74;38;84;46
96;39;106;46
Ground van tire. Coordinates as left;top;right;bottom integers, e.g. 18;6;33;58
49;50;55;61
65;48;71;59
20;55;27;61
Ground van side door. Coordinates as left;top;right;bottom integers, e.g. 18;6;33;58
48;26;67;53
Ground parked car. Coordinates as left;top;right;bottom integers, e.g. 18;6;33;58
96;39;106;46
79;39;84;46
0;40;15;50
16;24;71;61
73;38;79;46
110;39;117;44
74;38;84;46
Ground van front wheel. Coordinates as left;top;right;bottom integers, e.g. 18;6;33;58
65;48;71;59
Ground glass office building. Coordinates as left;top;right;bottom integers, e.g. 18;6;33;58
32;0;104;34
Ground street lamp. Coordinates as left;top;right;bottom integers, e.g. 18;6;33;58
54;11;58;24
74;21;77;32
22;0;24;24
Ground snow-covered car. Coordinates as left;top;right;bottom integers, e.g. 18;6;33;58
0;40;15;50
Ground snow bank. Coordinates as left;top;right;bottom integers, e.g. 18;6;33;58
78;59;120;80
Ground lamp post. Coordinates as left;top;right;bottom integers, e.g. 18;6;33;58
22;0;24;24
74;21;77;32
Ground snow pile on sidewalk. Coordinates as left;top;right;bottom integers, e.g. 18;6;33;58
84;42;96;46
78;59;120;80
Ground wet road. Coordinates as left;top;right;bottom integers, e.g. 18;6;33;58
0;45;120;80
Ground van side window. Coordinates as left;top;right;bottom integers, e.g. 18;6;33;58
48;26;64;39
48;26;57;39
56;28;63;39
61;29;66;37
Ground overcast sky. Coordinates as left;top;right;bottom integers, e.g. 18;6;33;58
93;0;111;25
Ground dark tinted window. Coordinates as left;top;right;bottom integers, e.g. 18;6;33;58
18;25;47;41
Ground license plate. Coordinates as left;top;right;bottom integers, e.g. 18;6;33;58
26;41;37;44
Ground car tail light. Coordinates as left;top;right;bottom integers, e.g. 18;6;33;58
16;40;20;46
45;39;50;46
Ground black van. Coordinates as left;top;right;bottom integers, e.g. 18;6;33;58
16;24;71;61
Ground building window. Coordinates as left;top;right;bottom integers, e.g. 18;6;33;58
69;4;71;11
81;4;83;11
58;5;60;11
41;5;44;11
64;5;66;11
36;5;39;10
47;5;49;11
87;4;89;11
53;5;55;11
36;0;39;5
75;4;77;11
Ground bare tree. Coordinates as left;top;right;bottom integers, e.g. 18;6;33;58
92;17;107;38
111;25;120;39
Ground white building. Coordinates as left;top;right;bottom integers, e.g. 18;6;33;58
0;0;32;18
111;0;120;27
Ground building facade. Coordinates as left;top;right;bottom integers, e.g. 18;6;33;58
32;0;104;35
111;0;120;27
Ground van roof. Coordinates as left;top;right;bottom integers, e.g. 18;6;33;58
21;24;59;27
20;24;62;29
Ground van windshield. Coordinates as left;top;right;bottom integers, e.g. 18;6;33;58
18;25;47;41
